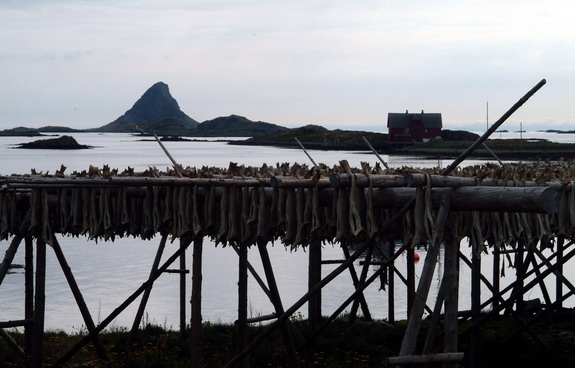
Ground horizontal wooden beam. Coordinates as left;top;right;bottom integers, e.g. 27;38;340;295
330;172;563;189
371;186;559;214
0;319;33;328
382;352;464;366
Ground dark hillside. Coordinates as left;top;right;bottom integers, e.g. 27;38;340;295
231;127;388;151
195;115;289;137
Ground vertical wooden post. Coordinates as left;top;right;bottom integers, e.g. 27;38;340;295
237;243;248;368
343;242;372;322
190;236;203;368
400;240;442;356
179;238;187;337
423;279;445;354
556;236;564;309
444;234;459;363
514;242;526;316
388;265;395;323
128;234;168;344
31;239;46;368
399;191;451;357
308;240;322;340
388;241;396;323
406;247;415;318
257;240;300;367
492;244;500;310
471;244;482;368
51;235;109;361
24;237;34;364
0;235;22;285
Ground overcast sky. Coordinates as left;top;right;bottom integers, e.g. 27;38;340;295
1;0;573;132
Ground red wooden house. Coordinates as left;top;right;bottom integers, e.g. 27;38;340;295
387;110;442;145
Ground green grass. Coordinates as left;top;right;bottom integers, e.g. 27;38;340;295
2;311;575;367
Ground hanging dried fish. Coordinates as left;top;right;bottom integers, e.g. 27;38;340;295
256;186;269;242
142;187;154;239
27;189;41;236
88;188;99;239
152;186;163;233
365;176;378;239
237;186;250;244
412;184;426;246
294;187;307;246
57;188;69;234
302;187;313;238
162;186;173;233
192;185;203;238
349;174;366;238
226;185;239;243
423;173;435;242
555;188;569;235
0;192;9;238
217;186;230;244
204;185;216;234
276;187;286;232
41;189;53;245
268;188;280;235
284;188;297;247
311;185;323;239
335;187;350;243
80;188;91;235
101;188;115;241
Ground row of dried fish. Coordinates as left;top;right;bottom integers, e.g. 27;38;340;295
1;180;573;252
6;158;575;184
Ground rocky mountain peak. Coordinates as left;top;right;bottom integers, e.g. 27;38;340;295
98;82;198;132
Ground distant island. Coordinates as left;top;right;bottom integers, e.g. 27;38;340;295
4;81;575;160
15;135;91;150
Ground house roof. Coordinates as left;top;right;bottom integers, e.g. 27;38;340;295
387;112;442;129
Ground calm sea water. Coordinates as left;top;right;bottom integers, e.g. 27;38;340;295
1;132;574;332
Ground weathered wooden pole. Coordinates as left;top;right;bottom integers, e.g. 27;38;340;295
225;197;417;367
511;242;526;316
492;244;501;310
342;242;372;322
422;279;446;354
388;247;396;323
406;249;415;318
237;242;248;368
470;244;482;368
0;235;22;285
530;252;552;305
399;190;452;356
24;236;34;364
179;237;187;337
556;236;564;308
0;328;25;359
441;78;546;175
128;233;168;344
31;239;46;368
51;235;109;361
300;243;409;350
533;246;575;300
53;239;191;367
231;244;272;299
308;240;322;346
443;230;459;366
257;240;300;367
190;236;203;368
462;245;575;337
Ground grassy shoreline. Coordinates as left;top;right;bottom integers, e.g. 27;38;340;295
3;309;575;367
